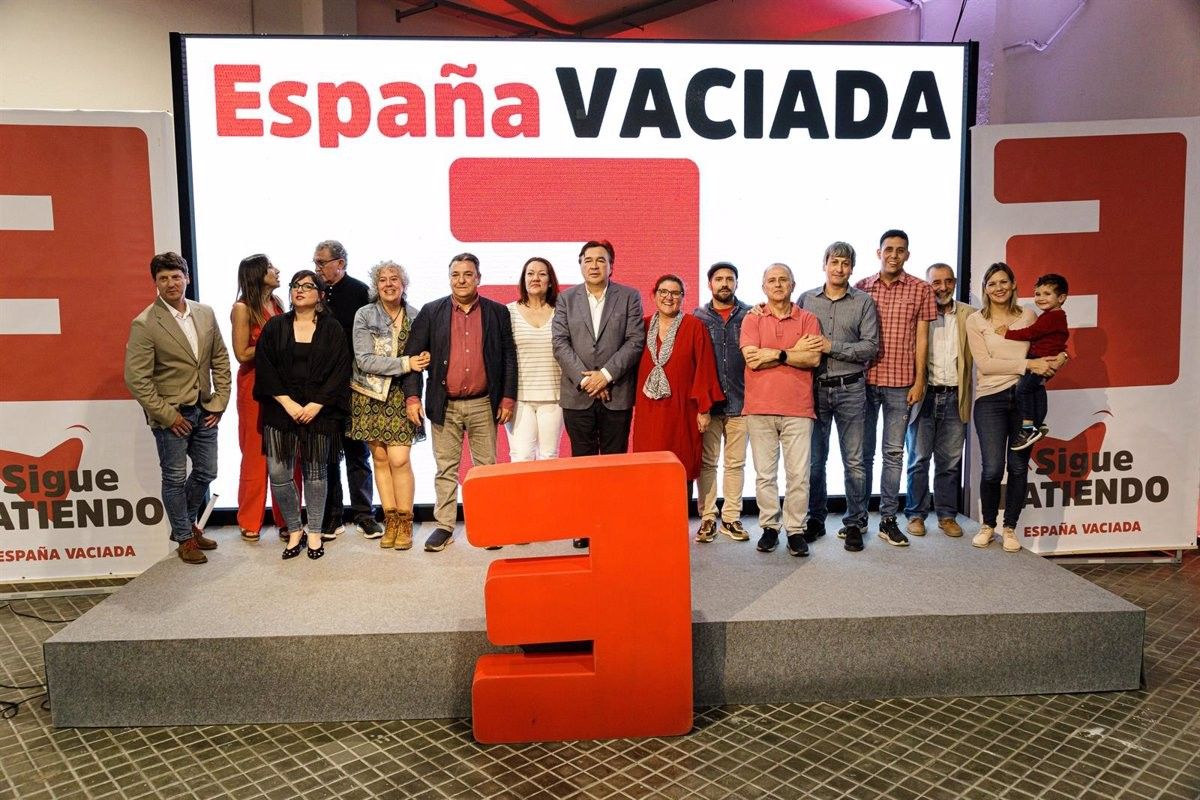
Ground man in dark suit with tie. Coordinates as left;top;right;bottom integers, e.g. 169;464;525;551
125;252;231;564
551;239;646;548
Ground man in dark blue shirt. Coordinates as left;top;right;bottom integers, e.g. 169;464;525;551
692;262;751;543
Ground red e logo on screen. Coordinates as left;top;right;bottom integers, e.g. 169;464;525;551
448;156;699;467
0;125;156;402
448;157;699;309
463;453;693;743
993;133;1186;389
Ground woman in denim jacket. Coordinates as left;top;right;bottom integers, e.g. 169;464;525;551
349;261;430;550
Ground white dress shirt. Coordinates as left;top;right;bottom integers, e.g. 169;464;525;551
928;306;957;387
160;297;199;360
585;284;613;384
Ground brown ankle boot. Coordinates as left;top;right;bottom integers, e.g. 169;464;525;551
380;509;400;548
394;511;413;550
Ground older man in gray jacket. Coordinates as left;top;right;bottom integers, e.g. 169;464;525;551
552;239;645;548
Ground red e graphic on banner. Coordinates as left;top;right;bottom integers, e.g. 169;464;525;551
0;125;156;402
993;133;1186;390
448;157;700;309
462;453;693;743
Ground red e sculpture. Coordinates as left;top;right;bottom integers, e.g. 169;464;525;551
463;452;693;743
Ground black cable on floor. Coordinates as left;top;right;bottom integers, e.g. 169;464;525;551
0;602;79;624
1;691;47;720
0;601;67;718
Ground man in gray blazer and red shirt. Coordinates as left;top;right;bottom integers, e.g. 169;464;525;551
552;239;645;548
403;253;517;553
124;252;231;564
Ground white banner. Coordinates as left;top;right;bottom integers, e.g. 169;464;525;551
0;109;180;579
176;35;973;507
969;117;1200;555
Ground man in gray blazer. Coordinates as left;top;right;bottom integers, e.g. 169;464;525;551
552;239;645;547
125;252;231;564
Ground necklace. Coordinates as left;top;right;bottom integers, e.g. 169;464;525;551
383;303;404;327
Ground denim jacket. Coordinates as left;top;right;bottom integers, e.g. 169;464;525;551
693;299;750;416
350;301;418;397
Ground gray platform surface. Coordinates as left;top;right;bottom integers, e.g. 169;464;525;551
45;517;1144;727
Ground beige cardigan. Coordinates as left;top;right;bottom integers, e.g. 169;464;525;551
965;307;1036;400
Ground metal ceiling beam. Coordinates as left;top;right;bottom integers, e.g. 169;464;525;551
394;0;566;37
396;0;721;38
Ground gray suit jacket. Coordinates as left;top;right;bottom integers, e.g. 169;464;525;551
552;281;645;411
124;298;232;428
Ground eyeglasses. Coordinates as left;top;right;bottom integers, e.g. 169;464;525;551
313;257;342;267
290;282;319;292
656;289;684;298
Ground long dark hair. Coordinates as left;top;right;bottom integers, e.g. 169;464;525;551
236;254;282;329
287;269;329;316
518;257;559;306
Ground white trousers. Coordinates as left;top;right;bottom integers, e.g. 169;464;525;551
506;400;564;461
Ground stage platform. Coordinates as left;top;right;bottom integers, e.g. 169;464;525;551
45;516;1144;727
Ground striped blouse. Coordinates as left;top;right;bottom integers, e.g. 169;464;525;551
508;302;561;402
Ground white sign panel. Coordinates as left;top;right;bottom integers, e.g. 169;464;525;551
176;35;972;507
1;109;179;579
970;117;1200;555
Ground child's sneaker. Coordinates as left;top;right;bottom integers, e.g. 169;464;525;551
1011;425;1044;451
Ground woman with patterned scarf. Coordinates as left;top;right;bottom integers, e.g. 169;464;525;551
631;275;724;487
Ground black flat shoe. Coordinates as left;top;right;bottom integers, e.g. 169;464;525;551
282;542;303;560
307;542;325;559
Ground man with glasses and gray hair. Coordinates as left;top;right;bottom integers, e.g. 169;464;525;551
312;239;381;540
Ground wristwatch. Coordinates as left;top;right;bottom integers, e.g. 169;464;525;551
776;350;787;364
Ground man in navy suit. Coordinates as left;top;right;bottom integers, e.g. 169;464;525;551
551;239;646;548
403;253;517;552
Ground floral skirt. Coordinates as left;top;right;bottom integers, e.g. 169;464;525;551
348;383;426;446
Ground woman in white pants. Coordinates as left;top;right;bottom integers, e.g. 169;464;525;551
507;257;563;461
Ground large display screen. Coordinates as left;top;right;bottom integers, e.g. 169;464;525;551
174;35;973;509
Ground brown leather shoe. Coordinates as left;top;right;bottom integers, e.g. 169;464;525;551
394;511;413;551
177;538;207;564
938;517;964;538
191;523;218;550
906;517;926;536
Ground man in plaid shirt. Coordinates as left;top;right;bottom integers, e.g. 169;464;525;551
855;230;937;547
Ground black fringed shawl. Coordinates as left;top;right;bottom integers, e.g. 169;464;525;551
254;310;352;465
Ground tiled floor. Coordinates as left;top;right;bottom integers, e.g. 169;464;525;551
1;555;1197;800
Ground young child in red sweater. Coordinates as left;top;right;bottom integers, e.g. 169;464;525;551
997;273;1069;451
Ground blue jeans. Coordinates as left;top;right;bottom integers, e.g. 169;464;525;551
151;405;219;543
267;447;328;535
904;388;966;521
863;385;910;518
807;380;868;528
974;388;1029;528
1014;372;1048;426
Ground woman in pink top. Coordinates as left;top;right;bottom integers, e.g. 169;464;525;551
964;262;1067;553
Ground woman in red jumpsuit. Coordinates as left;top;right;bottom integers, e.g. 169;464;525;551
231;254;286;541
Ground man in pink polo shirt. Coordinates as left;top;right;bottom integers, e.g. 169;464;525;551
740;263;823;557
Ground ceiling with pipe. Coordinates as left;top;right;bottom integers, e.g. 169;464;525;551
376;0;912;38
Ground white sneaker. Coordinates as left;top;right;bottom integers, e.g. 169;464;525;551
972;525;995;548
1002;527;1021;553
